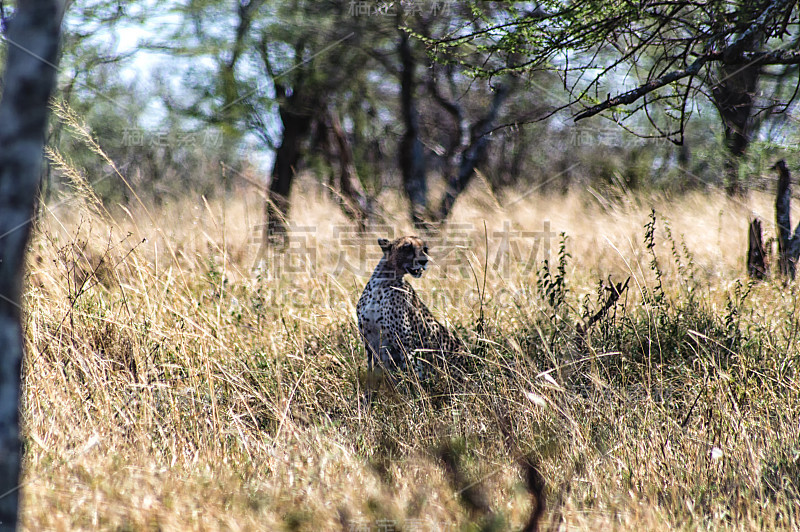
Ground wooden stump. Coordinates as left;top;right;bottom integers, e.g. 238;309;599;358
748;160;800;280
747;218;767;279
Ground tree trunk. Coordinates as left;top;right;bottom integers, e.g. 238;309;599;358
747;218;767;279
711;63;759;196
748;161;800;280
329;111;370;230
264;99;314;244
437;82;512;221
398;28;428;229
773;160;800;278
0;2;62;529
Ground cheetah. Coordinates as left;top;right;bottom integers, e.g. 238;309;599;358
356;236;466;384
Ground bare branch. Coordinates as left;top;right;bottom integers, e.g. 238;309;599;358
574;58;706;121
575;0;799;122
709;49;800;65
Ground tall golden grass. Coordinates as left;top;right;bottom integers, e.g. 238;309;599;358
18;106;800;530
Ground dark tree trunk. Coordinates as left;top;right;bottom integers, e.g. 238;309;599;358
0;2;62;529
427;60;516;221
711;63;759;196
427;66;468;192
507;133;527;190
264;96;314;244
437;83;512;221
398;28;428;229
256;34;318;247
773;160;800;278
747;218;767;279
747;161;800;280
329;111;370;229
776;160;791;276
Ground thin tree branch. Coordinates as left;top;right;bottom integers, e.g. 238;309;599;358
574;58;707;121
574;0;799;122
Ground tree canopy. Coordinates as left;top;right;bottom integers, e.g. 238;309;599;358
37;0;800;220
434;0;799;137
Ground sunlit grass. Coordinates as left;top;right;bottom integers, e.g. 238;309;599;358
18;114;800;530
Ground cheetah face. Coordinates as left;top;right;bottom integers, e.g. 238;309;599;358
378;236;429;278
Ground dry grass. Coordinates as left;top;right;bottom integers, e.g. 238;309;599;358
17;122;800;530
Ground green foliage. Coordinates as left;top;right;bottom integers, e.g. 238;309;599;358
536;232;570;312
643;209;665;305
430;0;800;158
43;0;800;207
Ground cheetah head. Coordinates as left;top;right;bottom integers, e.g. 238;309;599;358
378;236;429;278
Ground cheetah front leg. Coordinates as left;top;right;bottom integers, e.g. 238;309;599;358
363;343;378;405
362;335;405;402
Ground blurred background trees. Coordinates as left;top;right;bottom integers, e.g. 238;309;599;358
446;0;800;196
37;0;800;234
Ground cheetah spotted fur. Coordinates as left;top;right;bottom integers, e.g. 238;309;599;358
357;236;466;382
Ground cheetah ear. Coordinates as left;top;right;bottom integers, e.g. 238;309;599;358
378;238;391;253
